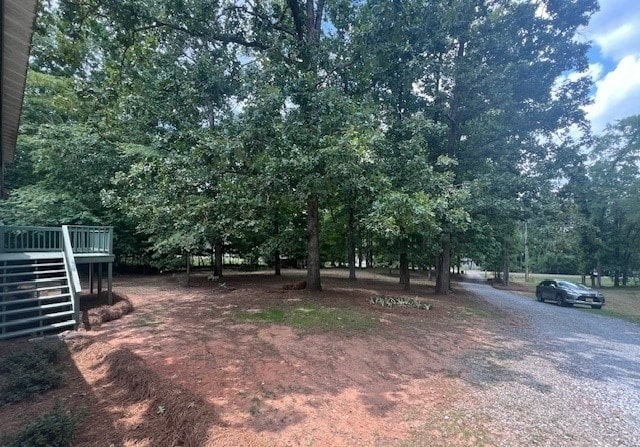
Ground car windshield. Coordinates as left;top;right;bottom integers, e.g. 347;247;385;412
558;281;581;289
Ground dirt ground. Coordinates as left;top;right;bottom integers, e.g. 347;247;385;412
0;269;504;447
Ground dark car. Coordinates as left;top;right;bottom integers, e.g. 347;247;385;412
535;279;605;309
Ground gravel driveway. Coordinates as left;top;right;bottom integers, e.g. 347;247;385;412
456;281;640;447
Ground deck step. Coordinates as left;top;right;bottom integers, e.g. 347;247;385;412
0;284;69;298
0;276;67;289
0;260;64;269
0;320;77;340
0;293;72;307
1;301;72;317
0;310;75;329
0;286;69;301
1;269;67;279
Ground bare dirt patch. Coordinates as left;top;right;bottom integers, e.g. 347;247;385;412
1;269;499;447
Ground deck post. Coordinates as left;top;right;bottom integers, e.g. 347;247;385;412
89;262;93;294
98;262;103;294
108;262;113;305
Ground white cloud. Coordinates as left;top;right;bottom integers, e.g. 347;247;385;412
576;0;640;132
583;0;640;61
585;55;640;132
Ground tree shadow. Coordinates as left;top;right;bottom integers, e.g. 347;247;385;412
0;338;126;447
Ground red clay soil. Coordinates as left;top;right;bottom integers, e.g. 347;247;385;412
0;269;500;447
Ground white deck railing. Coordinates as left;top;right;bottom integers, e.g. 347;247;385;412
0;225;113;256
62;225;82;324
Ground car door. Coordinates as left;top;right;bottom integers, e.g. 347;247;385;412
542;281;557;300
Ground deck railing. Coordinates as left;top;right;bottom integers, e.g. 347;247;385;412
0;225;113;255
0;225;62;252
62;226;82;324
66;226;113;254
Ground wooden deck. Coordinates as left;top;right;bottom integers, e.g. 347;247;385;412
1;224;114;301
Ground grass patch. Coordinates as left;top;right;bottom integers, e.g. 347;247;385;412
594;287;640;324
0;342;64;405
0;400;79;447
461;306;491;318
598;309;640;325
240;309;285;323
237;303;375;332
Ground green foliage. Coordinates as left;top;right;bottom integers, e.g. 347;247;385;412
0;401;79;447
0;343;63;405
4;0;606;283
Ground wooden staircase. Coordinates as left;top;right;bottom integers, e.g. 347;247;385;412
0;252;78;340
0;225;113;340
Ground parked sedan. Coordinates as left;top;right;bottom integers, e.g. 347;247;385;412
536;279;605;309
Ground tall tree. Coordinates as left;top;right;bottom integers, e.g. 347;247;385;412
60;0;368;290
420;0;598;290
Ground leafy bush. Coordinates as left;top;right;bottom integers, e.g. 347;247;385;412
0;343;63;404
0;401;78;447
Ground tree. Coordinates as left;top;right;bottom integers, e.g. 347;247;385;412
58;0;371;290
586;116;640;286
421;0;598;289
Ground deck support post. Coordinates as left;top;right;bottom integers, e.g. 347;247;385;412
98;263;103;294
89;262;94;294
107;262;113;305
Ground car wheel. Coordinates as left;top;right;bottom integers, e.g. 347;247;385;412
536;291;544;302
556;294;566;307
591;304;602;309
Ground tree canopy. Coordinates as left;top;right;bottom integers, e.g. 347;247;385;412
6;0;639;289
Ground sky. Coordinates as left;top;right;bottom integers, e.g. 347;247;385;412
581;0;640;133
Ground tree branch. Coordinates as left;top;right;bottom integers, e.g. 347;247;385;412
314;0;326;35
226;4;297;38
133;19;270;50
288;0;305;40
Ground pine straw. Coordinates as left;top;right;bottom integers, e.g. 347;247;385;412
80;293;134;329
99;348;220;447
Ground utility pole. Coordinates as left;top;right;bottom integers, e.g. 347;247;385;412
524;221;529;283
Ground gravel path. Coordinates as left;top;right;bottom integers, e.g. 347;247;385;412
455;281;640;447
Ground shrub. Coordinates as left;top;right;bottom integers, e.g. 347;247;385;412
0;401;78;447
0;343;63;404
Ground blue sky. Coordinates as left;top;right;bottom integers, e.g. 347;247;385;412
582;0;640;132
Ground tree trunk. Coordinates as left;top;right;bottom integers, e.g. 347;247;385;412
399;250;410;291
435;233;451;294
274;217;281;276
306;196;322;290
347;206;357;281
596;258;602;288
214;239;223;277
274;249;281;276
185;251;191;286
502;240;510;286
